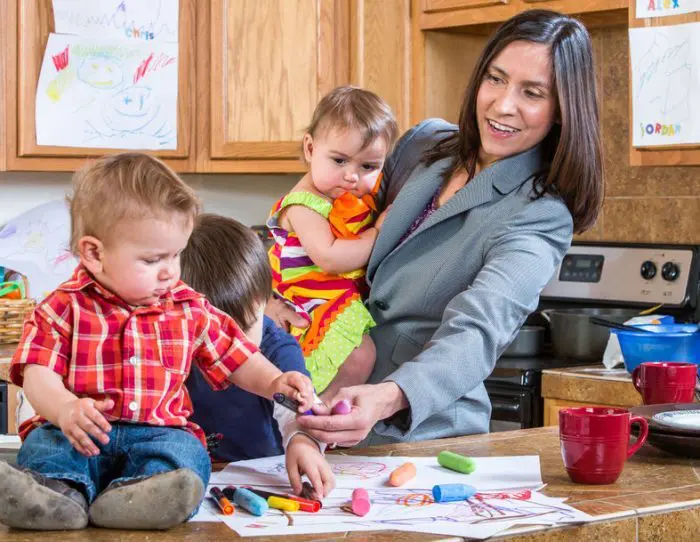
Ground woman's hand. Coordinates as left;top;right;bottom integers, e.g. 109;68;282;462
297;382;408;447
265;297;309;332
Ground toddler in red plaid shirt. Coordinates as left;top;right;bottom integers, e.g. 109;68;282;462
0;153;325;531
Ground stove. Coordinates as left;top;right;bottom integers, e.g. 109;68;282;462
486;241;700;432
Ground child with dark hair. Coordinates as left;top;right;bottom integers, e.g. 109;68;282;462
181;214;333;493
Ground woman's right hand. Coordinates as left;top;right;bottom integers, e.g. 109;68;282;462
265;297;309;332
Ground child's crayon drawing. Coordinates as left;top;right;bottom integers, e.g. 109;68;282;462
36;33;178;150
629;22;700;147
636;0;700;19
53;0;179;42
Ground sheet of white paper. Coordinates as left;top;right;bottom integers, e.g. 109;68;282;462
0;201;78;301
629;23;700;147
53;0;179;42
636;0;700;18
196;485;591;539
36;33;178;150
0;435;22;450
211;454;543;491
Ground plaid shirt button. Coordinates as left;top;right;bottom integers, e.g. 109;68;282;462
128;401;138;412
128;356;139;365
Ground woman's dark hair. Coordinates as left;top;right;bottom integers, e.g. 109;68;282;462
181;214;272;330
424;9;603;233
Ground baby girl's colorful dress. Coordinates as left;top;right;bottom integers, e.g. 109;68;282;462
267;187;378;391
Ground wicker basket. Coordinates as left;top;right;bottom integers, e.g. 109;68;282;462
0;298;35;344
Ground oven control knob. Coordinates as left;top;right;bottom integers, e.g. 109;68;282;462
661;262;680;282
640;260;657;280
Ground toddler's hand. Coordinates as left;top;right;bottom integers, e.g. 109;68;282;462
57;398;113;457
375;205;392;231
285;434;335;499
270;371;314;411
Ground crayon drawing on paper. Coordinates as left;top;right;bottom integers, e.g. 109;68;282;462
52;0;179;41
629;22;700;147
36;33;178;150
636;0;700;19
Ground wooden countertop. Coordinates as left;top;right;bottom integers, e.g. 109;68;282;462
0;343;15;383
542;365;643;407
2;426;699;540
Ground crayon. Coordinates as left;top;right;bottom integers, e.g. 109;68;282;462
331;399;352;415
432;483;477;503
273;392;314;415
388;462;417;487
242;487;321;512
300;481;316;501
437;451;476;474
209;486;234;515
351;488;371;516
232;487;269;516
267;495;300;512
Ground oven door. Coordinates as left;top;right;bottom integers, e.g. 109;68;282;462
486;384;542;432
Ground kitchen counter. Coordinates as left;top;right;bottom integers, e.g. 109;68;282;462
0;342;15;383
2;426;699;540
541;365;643;425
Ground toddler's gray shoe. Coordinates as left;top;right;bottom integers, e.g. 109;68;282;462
88;468;204;530
0;460;88;530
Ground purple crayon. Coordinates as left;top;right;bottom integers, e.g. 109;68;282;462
273;393;314;415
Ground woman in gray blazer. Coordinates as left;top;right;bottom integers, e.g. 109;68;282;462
279;10;604;446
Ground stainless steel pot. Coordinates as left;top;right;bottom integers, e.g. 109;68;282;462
542;307;640;361
503;325;545;357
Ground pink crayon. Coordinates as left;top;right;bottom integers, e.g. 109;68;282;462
351;488;371;516
331;399;352;415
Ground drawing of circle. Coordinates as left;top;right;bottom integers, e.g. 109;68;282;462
78;56;123;89
397;493;433;507
103;86;160;133
331;461;387;479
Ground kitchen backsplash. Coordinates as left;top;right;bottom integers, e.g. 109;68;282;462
578;25;700;244
0;172;297;228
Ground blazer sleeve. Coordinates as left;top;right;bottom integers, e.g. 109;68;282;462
385;195;574;434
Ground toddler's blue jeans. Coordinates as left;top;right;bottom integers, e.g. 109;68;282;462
17;423;211;505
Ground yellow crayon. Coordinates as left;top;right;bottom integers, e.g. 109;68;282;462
267;496;300;512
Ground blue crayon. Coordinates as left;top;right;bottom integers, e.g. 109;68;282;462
432;483;477;503
231;487;269;516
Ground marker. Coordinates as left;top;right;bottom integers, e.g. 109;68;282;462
351;488;371;516
267;495;300;512
227;487;268;516
331;399;352;414
437;451;476;474
209;486;234;515
389;462;416;487
242;487;321;512
300;481;318;502
432;483;477;503
273;392;314;415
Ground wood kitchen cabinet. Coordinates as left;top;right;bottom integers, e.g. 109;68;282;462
1;0;411;173
419;0;627;30
1;0;197;172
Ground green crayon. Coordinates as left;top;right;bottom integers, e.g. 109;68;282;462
438;451;476;474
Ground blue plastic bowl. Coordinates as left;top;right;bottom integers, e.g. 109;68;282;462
614;324;700;373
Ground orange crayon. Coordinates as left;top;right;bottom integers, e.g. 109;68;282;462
389;462;416;487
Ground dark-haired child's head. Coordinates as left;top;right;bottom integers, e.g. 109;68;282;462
181;214;272;344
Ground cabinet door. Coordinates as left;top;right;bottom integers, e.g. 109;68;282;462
205;0;349;171
423;0;508;12
8;0;196;172
521;0;626;15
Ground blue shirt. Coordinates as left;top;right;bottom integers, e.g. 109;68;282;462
186;316;308;462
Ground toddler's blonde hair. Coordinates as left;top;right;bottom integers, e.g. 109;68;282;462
68;152;200;255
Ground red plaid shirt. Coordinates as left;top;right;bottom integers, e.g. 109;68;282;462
11;265;258;446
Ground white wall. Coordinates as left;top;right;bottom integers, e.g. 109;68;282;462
0;171;298;227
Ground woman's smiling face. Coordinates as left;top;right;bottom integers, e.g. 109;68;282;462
476;40;558;168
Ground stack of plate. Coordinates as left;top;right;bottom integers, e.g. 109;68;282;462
630;403;700;458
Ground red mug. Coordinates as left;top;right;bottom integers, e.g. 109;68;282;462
559;407;648;485
632;362;698;405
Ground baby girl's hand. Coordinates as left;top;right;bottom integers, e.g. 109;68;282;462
375;205;392;231
270;371;314;411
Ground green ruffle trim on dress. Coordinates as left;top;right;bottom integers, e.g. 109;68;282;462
305;299;376;392
279;192;332;218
